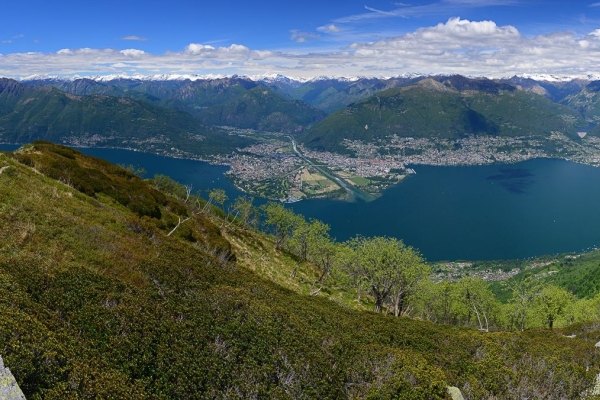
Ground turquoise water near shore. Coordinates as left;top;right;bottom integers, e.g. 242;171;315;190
4;144;600;262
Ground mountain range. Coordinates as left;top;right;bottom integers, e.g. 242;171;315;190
0;78;253;157
7;73;600;156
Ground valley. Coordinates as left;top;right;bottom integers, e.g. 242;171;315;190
213;129;600;202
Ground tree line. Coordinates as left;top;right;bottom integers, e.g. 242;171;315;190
155;174;600;332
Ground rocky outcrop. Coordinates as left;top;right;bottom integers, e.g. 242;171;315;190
448;386;465;400
0;355;26;400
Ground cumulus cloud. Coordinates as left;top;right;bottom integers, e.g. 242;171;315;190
317;24;341;33
185;43;216;54
184;43;249;59
120;35;148;41
413;17;519;43
3;18;600;80
120;49;146;57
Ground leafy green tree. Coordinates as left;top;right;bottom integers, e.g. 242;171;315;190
306;221;336;282
119;163;146;178
231;195;255;229
388;245;429;317
202;188;228;214
533;284;574;329
413;281;456;324
290;218;311;261
503;280;536;331
154;174;188;200
565;293;600;325
261;202;302;250
347;236;429;314
456;277;499;332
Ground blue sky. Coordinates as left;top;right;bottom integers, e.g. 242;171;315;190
2;0;600;79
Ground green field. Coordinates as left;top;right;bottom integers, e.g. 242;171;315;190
348;176;372;186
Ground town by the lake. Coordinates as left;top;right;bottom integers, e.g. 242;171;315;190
210;129;600;202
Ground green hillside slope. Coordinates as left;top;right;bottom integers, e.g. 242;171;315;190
0;142;598;399
303;79;585;153
0;78;252;156
24;77;326;133
195;85;325;133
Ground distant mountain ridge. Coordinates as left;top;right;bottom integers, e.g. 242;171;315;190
22;76;326;133
301;76;586;153
21;72;597;114
10;73;600;156
0;78;253;156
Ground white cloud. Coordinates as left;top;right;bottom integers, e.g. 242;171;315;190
120;49;146;57
225;44;250;54
185;43;216;54
414;17;519;42
3;19;600;80
317;24;341;33
184;43;250;59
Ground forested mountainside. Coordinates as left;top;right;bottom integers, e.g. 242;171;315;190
0;78;253;157
1;142;599;399
15;74;600;158
302;78;585;153
20;77;326;134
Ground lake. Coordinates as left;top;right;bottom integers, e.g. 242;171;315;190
3;144;600;262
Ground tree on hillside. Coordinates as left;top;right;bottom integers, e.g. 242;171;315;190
154;174;188;200
533;284;574;329
306;221;337;282
456;277;498;332
231;195;256;229
414;281;460;325
503;280;536;331
290;218;311;261
202;188;228;214
389;245;429;317
346;236;429;314
261;202;302;250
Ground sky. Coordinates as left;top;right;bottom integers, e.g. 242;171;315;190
2;0;600;79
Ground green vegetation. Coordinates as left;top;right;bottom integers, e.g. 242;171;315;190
195;86;326;133
1;142;600;399
302;79;585;153
0;78;253;156
26;76;326;134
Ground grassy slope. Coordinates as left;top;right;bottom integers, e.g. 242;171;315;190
0;143;599;399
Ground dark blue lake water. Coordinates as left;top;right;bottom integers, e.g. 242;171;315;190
3;144;600;262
